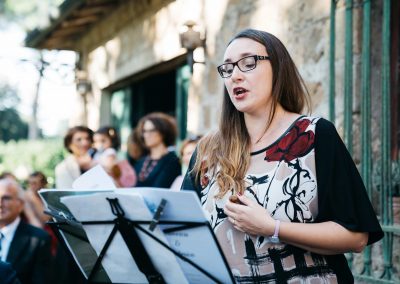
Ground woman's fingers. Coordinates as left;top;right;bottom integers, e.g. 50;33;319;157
225;198;246;212
236;194;253;206
224;195;275;236
234;225;245;232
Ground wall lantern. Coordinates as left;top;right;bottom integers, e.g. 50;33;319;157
76;70;92;95
179;20;205;73
75;69;91;125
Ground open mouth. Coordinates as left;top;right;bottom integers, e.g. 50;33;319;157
233;87;248;96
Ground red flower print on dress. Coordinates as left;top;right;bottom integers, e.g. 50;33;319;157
265;119;315;163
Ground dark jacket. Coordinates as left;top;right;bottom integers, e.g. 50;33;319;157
0;260;21;284
6;221;52;284
135;151;181;188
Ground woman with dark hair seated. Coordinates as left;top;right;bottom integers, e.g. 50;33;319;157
134;112;181;188
55;126;95;189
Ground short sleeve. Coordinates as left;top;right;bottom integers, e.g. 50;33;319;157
314;118;383;245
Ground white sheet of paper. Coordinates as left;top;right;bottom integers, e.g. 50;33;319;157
116;188;207;222
39;189;115;281
72;165;116;190
163;225;234;283
61;192;188;284
116;188;234;283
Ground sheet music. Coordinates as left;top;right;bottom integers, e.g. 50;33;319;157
118;188;233;283
39;189;114;282
39;166;116;281
72;165;116;190
106;188;232;283
40;167;234;284
61;192;188;284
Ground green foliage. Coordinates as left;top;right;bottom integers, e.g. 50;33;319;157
0;109;28;142
0;83;29;142
0;138;66;187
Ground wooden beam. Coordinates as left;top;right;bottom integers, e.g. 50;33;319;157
61;14;100;28
87;0;118;5
73;3;118;17
42;38;76;50
51;26;87;37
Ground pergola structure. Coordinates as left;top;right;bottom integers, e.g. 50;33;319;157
25;0;121;50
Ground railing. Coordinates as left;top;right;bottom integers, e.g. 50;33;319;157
330;0;399;282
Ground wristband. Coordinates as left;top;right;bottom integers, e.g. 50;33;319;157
270;220;280;243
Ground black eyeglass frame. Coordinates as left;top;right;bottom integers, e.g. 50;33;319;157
217;55;270;78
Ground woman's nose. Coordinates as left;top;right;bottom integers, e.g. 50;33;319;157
82;139;91;146
230;65;244;81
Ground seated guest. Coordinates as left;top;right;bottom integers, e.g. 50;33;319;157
93;126;120;174
171;136;201;191
127;127;149;166
0;260;21;284
24;172;58;257
134;112;181;188
24;172;50;228
55;126;95;189
93;126;137;187
0;178;52;284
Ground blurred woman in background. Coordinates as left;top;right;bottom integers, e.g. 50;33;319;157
134;112;180;188
170;136;201;191
55;126;95;189
127;126;149;166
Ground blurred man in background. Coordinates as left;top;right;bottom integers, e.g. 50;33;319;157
0;178;52;284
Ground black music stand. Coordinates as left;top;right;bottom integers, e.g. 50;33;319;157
47;195;234;284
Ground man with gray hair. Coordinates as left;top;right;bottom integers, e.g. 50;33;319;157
0;178;52;284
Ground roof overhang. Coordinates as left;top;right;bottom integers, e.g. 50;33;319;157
25;0;121;50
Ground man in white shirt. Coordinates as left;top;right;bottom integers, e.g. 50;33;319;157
0;178;52;284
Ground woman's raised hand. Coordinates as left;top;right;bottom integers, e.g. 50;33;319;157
224;193;275;236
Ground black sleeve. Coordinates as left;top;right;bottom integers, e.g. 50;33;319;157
32;231;52;284
152;153;181;188
0;261;21;284
314;118;383;245
181;148;202;198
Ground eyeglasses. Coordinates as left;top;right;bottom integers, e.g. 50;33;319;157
217;55;270;78
142;128;158;134
0;195;18;202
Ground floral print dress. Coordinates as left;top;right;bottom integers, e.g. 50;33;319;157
200;116;337;283
182;116;384;284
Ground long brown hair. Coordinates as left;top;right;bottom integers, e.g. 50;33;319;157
193;29;311;198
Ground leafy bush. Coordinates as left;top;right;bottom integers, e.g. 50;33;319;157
0;83;29;142
0;138;66;187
